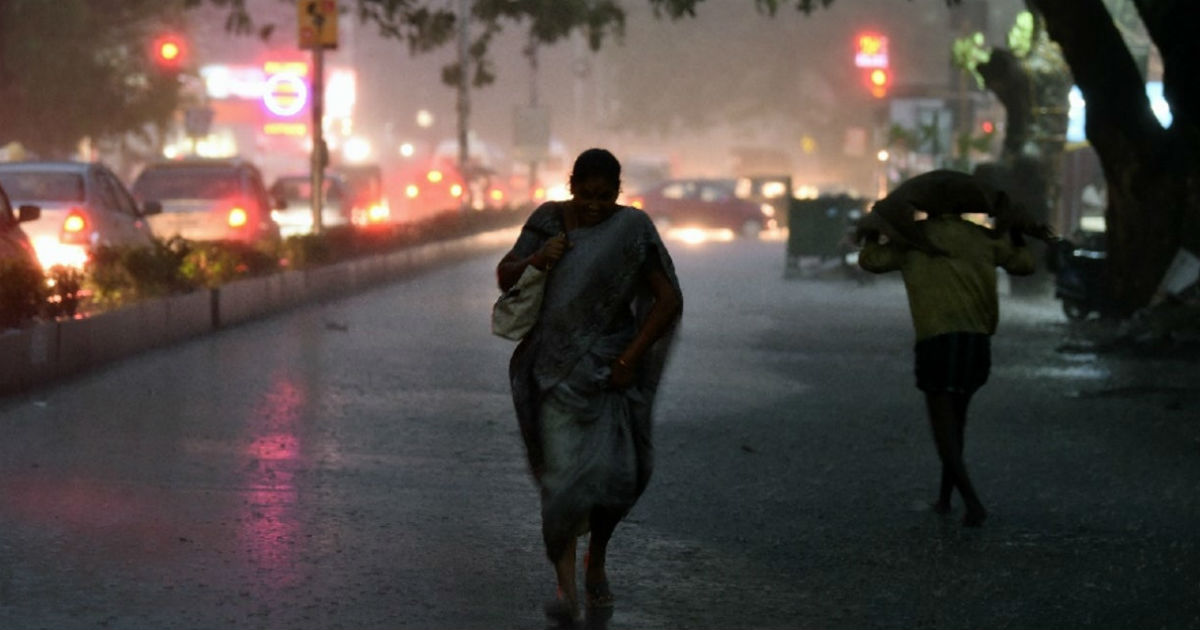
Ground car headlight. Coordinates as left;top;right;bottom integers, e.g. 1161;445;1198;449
760;203;775;217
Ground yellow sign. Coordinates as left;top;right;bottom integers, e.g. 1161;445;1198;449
264;122;309;137
298;0;338;49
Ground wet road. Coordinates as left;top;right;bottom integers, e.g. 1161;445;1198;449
1;235;1198;629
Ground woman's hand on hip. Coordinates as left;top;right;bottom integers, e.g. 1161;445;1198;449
609;356;635;389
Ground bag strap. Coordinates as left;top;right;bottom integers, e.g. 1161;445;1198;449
558;200;579;233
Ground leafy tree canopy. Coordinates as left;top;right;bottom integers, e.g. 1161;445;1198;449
0;0;185;157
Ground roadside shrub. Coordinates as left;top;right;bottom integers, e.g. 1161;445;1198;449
4;206;526;327
179;240;280;288
45;265;84;319
88;237;197;308
0;258;48;329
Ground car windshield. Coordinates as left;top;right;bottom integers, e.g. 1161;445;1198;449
133;168;242;202
272;178;341;202
0;172;84;202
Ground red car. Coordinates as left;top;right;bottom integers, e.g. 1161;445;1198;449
628;177;777;237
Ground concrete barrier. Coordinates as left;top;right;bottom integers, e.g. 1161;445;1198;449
0;227;520;397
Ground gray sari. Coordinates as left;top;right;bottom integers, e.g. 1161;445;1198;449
505;202;682;554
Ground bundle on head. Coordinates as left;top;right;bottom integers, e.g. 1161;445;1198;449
855;169;1055;254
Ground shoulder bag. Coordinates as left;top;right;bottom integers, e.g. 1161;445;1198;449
491;203;574;340
491;263;547;340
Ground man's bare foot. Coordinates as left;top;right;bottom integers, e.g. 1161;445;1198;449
544;588;579;626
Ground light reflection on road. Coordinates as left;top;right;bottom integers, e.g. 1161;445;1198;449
238;373;304;588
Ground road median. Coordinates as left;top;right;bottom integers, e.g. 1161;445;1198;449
0;226;519;397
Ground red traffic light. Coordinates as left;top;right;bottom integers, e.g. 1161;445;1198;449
981;120;996;134
151;34;186;69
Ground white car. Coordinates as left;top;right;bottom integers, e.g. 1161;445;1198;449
131;159;280;245
0;161;160;270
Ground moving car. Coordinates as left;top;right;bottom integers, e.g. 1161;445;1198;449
397;156;510;219
0;179;41;271
0;161;160;270
130;159;280;245
628;177;777;237
268;173;351;238
335;164;391;229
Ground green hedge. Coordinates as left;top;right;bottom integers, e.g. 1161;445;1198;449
1;206;525;330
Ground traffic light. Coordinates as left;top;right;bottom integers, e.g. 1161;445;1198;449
867;68;890;98
980;119;996;134
854;31;890;99
151;34;187;71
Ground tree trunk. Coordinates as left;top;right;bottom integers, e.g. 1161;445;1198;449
1034;0;1193;314
977;49;1032;158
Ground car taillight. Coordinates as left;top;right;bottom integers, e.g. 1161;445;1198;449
367;203;389;223
60;208;89;244
227;206;248;228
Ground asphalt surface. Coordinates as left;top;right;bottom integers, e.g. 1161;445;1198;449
0;234;1197;629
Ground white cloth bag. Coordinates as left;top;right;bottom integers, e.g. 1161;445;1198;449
491;265;547;340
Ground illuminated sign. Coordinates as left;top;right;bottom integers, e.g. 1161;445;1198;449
264;61;308;76
202;65;265;100
263;122;308;136
855;33;889;69
262;73;308;117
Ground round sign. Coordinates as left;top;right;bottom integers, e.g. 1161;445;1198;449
262;73;308;117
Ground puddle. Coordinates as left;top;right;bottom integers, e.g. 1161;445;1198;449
1030;364;1110;380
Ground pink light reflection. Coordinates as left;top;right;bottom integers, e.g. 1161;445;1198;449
238;373;306;587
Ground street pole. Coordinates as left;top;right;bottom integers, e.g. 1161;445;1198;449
311;26;326;235
456;0;471;213
527;32;539;204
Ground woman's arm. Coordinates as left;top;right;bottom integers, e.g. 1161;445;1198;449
610;259;683;388
496;233;568;291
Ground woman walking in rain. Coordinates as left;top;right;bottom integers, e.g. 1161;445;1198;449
496;148;683;624
856;170;1044;527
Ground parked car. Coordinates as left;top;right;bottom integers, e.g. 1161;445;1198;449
268;173;351;238
0;161;161;270
130;158;280;245
628;177;777;237
735;174;791;227
0;179;41;271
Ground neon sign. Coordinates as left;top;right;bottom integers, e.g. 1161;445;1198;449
855;33;889;69
263;73;308;117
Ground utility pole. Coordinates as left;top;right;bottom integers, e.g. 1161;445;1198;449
526;32;539;203
299;0;337;234
456;0;472;213
311;39;326;233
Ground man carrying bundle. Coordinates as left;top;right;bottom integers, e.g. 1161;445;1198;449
854;169;1053;527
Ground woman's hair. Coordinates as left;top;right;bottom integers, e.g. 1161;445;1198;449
569;148;621;191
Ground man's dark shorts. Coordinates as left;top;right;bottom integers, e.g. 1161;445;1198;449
914;332;991;394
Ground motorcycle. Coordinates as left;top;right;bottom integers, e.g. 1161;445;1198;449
1050;231;1112;320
